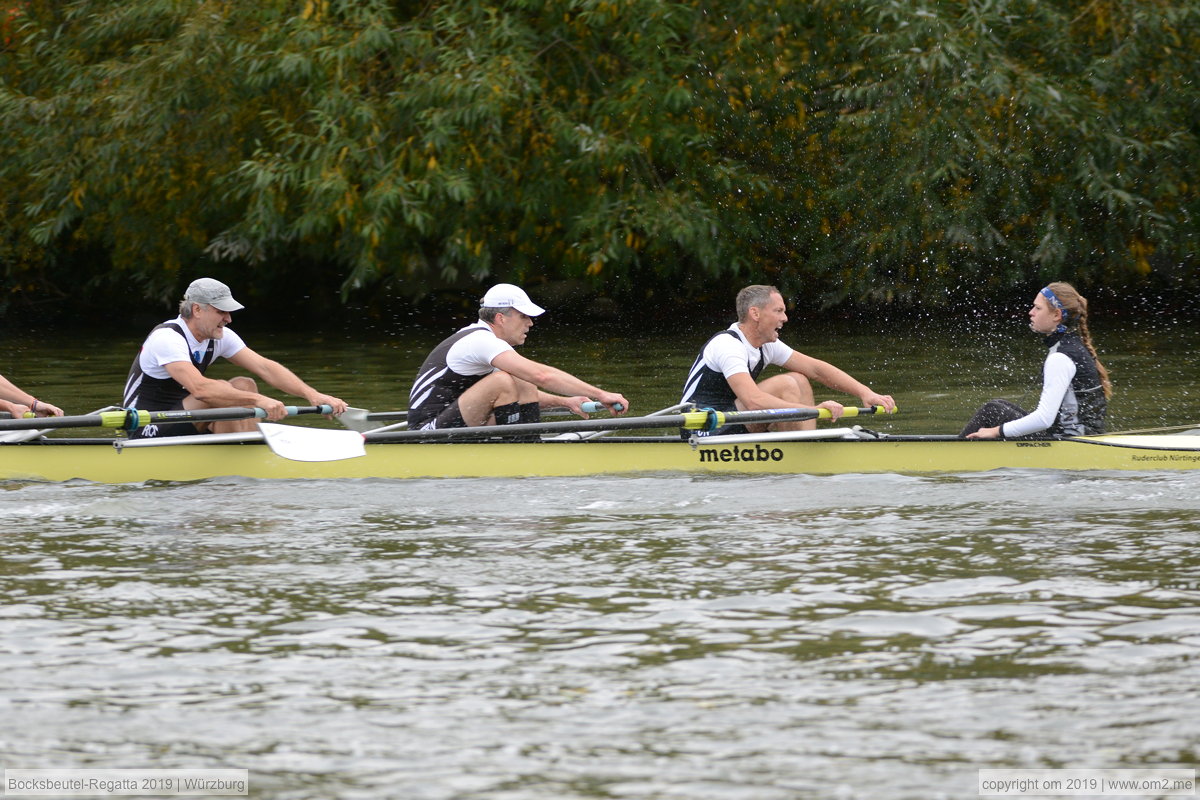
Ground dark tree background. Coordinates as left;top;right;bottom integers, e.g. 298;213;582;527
3;0;1197;322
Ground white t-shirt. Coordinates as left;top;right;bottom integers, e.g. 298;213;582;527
445;322;514;376
681;323;795;404
137;316;247;378
704;323;795;377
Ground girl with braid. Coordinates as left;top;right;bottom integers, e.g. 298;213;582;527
962;282;1111;439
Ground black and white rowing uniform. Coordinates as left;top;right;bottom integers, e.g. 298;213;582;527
998;331;1106;438
680;323;795;436
122;317;246;439
408;322;514;429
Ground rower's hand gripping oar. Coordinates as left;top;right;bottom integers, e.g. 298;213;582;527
0;404;333;432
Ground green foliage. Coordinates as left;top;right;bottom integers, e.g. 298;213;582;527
2;0;1197;316
822;0;1200;303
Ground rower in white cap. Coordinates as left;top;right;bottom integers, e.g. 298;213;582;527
408;283;628;431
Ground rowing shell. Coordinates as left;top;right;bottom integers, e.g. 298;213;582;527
3;429;1200;483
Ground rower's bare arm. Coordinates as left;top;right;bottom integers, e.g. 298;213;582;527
0;375;63;416
783;352;894;411
164;360;285;418
492;351;628;414
227;348;347;415
727;373;803;411
537;391;591;417
0;374;26;404
727;372;845;420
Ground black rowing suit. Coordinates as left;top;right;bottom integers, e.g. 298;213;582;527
679;324;794;438
122;318;240;439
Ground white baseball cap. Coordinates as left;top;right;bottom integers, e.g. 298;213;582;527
183;278;244;312
480;283;545;316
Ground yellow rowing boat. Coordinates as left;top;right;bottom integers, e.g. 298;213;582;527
3;429;1199;483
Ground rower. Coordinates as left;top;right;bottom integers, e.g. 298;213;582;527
407;283;629;431
122;278;347;439
680;284;895;438
962;282;1110;439
1;373;64;419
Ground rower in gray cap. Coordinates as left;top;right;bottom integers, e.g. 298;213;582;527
122;278;347;439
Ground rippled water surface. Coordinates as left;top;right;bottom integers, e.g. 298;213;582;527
3;318;1200;798
4;471;1199;799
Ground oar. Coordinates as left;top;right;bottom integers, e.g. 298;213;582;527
0;404;333;432
366;405;894;444
549;403;688;441
259;423;367;462
254;406;895;463
0;405;123;444
117;431;269;448
338;407;403;432
338;401;616;433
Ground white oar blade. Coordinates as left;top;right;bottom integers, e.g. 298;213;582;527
258;423;366;462
0;430;48;443
337;406;380;433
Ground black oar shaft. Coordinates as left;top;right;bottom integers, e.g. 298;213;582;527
134;405;329;426
0;412;120;431
356;401;610;423
364;407;881;443
0;404;332;432
367;415;686;442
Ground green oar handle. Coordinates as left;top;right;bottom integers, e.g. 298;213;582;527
680;404;891;430
367;406;894;443
114;404;333;430
832;404;894;418
0;412;124;431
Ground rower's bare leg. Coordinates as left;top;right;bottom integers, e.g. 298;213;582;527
737;373;818;432
185;376;261;434
455;372;538;427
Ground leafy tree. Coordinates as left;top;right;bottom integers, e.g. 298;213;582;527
2;0;1196;317
822;0;1200;303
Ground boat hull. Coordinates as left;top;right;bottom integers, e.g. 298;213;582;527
4;435;1200;483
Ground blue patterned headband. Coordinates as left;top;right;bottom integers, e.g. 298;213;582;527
1040;287;1068;332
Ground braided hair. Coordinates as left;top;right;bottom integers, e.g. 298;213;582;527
1045;281;1112;399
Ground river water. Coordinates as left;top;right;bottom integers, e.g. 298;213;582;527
2;315;1199;799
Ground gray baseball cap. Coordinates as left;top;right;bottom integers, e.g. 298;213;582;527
184;278;244;312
